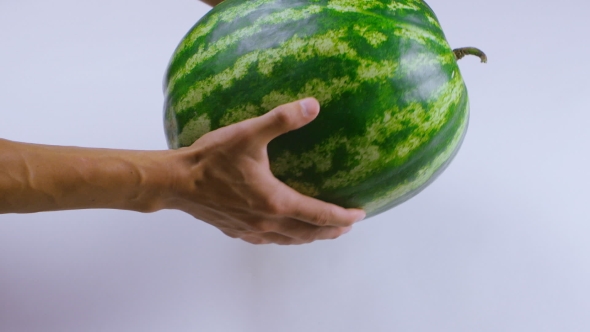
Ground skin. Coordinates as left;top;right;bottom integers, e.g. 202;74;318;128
1;0;365;245
0;98;365;245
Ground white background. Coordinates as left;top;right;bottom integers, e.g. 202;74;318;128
1;0;589;331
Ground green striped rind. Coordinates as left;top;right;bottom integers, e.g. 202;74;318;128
163;0;469;217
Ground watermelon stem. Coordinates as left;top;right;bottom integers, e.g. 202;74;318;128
453;47;487;63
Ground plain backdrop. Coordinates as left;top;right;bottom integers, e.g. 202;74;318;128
1;0;589;331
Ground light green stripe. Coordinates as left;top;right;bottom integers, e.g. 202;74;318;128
175;24;454;143
169;0;446;94
216;0;276;22
172;0;274;60
326;68;464;187
327;0;441;32
176;67;368;147
393;22;450;50
425;13;442;30
171;19;451;114
177;113;212;147
363;102;468;213
174;50;261;114
386;1;421;11
269;68;465;189
167;5;324;94
353;24;388;47
172;17;219;63
327;0;385;12
172;27;399;115
256;24;351;75
220;75;361;127
272;88;468;206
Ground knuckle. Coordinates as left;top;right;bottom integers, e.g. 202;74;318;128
276;239;296;246
324;230;339;241
331;228;346;239
246;219;274;233
305;227;342;242
299;231;317;243
221;230;239;239
271;106;296;128
258;195;285;215
312;206;336;227
242;236;267;245
269;234;296;246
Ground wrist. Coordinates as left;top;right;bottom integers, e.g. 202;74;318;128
116;148;181;214
144;147;200;213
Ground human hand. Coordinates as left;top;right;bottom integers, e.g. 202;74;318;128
162;98;366;245
0;97;364;244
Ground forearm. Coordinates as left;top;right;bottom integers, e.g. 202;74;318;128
0;139;172;214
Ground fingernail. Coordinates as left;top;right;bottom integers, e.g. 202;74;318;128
299;98;317;117
355;212;366;223
342;226;352;234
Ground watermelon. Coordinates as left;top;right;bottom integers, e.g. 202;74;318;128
163;0;485;218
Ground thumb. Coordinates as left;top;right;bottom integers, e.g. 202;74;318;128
249;97;320;145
